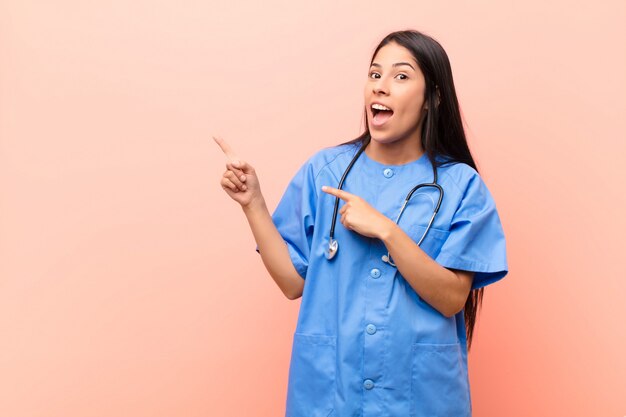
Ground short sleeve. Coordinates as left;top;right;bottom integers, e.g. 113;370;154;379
255;158;317;280
435;171;509;290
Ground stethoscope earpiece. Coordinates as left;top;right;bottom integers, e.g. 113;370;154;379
381;254;396;267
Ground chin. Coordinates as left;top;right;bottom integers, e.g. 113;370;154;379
369;131;399;144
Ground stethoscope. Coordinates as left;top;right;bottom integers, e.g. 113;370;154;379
325;139;444;267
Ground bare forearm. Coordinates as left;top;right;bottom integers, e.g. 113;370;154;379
242;198;304;299
378;221;464;317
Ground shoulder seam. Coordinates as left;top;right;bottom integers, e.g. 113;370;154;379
440;163;478;195
313;145;357;182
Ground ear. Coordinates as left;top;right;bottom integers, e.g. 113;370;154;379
424;85;441;110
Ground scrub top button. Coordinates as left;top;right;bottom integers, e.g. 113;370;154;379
366;324;377;335
370;268;381;278
383;168;394;178
363;379;374;390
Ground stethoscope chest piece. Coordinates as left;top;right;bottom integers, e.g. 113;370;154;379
326;238;338;260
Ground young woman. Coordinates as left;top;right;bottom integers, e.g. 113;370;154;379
215;29;508;417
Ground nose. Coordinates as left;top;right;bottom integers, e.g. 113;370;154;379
372;76;389;95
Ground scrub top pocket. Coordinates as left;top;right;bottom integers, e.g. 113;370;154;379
410;342;471;417
285;333;336;417
408;224;450;260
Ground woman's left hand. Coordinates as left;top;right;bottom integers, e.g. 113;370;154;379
321;185;393;239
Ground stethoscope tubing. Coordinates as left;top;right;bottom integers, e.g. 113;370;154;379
326;138;443;267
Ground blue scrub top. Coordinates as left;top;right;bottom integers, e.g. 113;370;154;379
256;142;508;417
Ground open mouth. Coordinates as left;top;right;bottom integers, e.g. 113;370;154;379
371;105;394;127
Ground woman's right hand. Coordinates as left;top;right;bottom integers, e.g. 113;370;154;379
213;135;263;208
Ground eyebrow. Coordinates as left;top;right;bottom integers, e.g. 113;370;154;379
370;62;415;70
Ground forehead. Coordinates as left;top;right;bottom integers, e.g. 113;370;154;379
371;42;418;68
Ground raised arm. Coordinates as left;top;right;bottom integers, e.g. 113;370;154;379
213;135;304;300
242;196;304;300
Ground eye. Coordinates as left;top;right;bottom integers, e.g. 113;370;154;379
368;72;408;80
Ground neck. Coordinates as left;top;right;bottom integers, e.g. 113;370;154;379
364;134;424;165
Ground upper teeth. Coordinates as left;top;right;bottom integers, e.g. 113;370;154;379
372;103;391;111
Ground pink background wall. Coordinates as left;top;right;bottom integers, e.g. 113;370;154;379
1;1;624;416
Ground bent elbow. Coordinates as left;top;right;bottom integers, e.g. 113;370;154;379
442;309;456;319
284;274;304;300
442;300;465;318
284;285;303;300
285;290;302;300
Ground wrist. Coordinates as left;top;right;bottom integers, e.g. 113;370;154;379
242;196;267;214
377;218;397;242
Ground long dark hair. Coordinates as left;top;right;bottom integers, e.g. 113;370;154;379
339;29;483;351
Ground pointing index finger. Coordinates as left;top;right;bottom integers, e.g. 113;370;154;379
212;135;239;162
322;185;352;201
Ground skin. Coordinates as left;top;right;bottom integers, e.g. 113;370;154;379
214;41;474;316
214;134;304;300
364;41;431;165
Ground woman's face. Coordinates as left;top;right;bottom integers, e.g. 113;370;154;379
364;41;429;144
